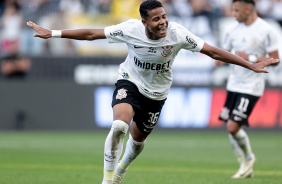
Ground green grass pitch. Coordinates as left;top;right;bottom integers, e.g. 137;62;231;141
0;130;281;184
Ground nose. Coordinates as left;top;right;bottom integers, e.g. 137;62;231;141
160;18;166;25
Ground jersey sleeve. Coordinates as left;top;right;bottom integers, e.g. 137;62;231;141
176;24;204;52
104;19;135;43
265;28;279;53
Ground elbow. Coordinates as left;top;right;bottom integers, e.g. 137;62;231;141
201;44;221;59
212;53;222;60
207;51;221;60
86;34;95;40
85;32;96;40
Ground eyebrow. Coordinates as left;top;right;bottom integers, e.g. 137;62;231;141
152;13;166;19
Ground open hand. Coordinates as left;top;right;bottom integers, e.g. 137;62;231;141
252;58;279;73
26;21;51;39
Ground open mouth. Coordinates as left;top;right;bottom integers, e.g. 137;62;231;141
158;26;167;35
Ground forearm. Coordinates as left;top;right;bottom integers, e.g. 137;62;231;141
61;29;106;40
202;44;254;70
26;21;106;40
215;48;251;66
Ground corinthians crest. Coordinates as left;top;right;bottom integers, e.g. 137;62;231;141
116;88;128;100
161;46;173;57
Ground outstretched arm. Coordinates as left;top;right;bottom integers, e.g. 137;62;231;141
26;21;106;40
201;43;279;73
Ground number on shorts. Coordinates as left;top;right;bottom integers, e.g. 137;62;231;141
148;112;160;125
238;97;249;112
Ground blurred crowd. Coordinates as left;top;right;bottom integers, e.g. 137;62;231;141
0;0;281;59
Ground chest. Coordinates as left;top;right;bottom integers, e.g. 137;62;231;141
230;27;266;50
130;45;179;62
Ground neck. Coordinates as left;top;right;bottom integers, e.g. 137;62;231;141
244;11;258;26
145;28;160;40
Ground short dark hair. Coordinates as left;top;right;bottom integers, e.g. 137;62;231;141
139;0;163;20
232;0;255;5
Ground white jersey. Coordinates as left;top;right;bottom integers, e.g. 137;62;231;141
105;19;204;100
223;18;278;96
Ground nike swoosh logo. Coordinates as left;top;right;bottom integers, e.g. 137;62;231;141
134;45;144;49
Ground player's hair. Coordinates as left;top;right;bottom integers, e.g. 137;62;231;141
139;0;163;20
232;0;255;5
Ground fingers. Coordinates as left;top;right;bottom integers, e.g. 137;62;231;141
262;58;275;64
26;21;36;28
264;58;280;66
27;21;37;26
27;21;37;37
261;69;269;73
253;58;279;73
263;58;273;66
27;21;42;38
271;58;280;65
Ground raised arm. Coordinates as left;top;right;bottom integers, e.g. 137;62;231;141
26;21;106;40
200;42;279;73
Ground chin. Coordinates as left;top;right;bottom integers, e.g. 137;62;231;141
158;33;167;38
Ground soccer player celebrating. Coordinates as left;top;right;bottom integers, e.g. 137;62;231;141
27;0;279;183
215;0;280;179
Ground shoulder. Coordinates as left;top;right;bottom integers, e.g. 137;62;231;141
123;19;144;33
106;19;142;29
119;19;142;27
253;18;278;37
105;19;142;36
169;21;187;31
255;18;273;30
126;19;142;24
167;21;193;37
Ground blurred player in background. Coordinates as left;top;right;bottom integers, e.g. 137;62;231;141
0;1;31;79
0;54;31;79
27;0;279;183
215;0;280;179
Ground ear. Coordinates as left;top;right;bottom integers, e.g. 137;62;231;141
142;19;148;28
245;4;252;14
